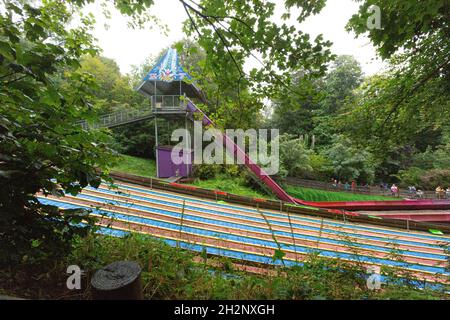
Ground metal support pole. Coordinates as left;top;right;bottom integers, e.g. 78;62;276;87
155;114;159;178
185;112;190;177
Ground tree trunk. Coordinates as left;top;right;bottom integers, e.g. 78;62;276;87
91;261;143;300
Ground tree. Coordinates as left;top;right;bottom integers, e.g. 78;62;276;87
345;0;449;150
340;69;448;162
270;75;322;136
271;55;363;146
319;55;363;115
278;134;313;178
323;135;375;183
0;0;121;264
180;0;334;128
311;55;363;147
0;0;337;263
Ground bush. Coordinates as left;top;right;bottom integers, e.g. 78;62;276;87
323;135;375;183
223;164;241;178
421;169;450;189
308;153;334;180
3;233;443;300
0;1;115;265
278;134;313;178
395;167;425;188
193;164;222;180
397;168;450;189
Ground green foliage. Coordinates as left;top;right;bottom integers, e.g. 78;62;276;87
3;233;444;300
308;153;333;180
191;173;270;199
344;0;449;162
394;167;425;188
111;120;155;158
271;55;362;147
278;134;313;178
319;55;363;115
271;77;321;136
193;163;222;180
396;168;450;190
110;154;156;178
347;0;448;59
411;132;450;170
74;55;145;112
223;164;241;178
180;0;334;128
322;135;375;183
0;0;119;264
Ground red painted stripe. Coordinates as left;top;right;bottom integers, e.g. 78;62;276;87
298;198;450;211
214;190;228;196
169;183;198;191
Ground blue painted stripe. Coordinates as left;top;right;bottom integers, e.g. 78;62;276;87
73;192;448;260
102;183;450;242
39;197;449;275
80;189;450;251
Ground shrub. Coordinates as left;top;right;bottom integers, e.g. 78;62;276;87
193;164;222;180
397;168;450;189
395;167;425;188
223;164;241;178
278;134;313;178
308;153;334;180
421;169;450;189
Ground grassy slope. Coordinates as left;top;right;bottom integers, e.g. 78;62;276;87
286;185;396;202
110;154;156;178
191;174;271;199
110;154;394;202
191;177;395;202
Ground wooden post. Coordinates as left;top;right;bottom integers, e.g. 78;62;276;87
91;261;143;300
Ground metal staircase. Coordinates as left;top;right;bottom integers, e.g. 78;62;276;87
78;108;155;130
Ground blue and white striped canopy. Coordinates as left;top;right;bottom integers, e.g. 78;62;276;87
143;48;192;82
137;48;204;101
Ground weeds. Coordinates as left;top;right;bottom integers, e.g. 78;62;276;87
0;233;447;300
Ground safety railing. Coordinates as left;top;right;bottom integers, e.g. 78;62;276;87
151;95;185;113
78;108;154;130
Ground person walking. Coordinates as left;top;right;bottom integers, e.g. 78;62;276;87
344;182;350;191
436;186;445;199
417;189;424;199
411;185;417;198
391;184;398;197
331;178;337;189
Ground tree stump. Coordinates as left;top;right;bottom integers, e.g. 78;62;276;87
91;261;143;300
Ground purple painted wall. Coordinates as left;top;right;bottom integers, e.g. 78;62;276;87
157;145;193;178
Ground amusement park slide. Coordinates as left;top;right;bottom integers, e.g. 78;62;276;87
186;101;450;213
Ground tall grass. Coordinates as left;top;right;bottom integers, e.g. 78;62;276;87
1;233;446;300
286;185;397;202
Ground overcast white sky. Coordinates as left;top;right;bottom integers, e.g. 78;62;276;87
84;0;386;76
